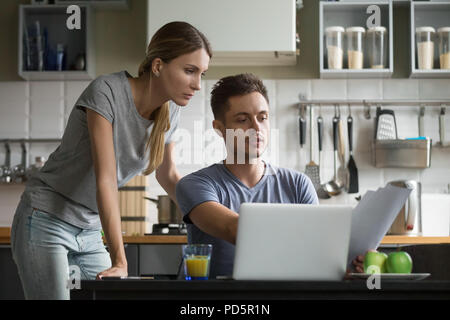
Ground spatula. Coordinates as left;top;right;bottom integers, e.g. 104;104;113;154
305;105;321;188
347;108;359;193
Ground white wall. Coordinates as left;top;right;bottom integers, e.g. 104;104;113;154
1;77;450;235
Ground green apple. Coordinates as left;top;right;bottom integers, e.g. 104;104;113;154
386;251;413;274
363;251;388;274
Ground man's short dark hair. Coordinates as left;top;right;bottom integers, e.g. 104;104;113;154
210;73;269;122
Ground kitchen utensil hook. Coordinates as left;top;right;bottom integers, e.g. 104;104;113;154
4;142;11;167
334;104;340;118
20;142;27;167
364;103;371;120
419;104;425;137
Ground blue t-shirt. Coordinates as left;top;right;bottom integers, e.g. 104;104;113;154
175;161;319;278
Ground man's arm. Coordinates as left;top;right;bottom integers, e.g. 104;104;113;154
188;201;239;245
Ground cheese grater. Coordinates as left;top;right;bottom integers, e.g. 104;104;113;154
375;108;398;140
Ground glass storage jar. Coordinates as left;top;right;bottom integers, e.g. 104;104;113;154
437;27;450;69
346;26;365;69
325;26;345;69
367;26;387;69
416;26;436;70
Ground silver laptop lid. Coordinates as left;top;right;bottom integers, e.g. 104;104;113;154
233;203;352;281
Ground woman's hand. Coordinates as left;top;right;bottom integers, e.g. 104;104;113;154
96;264;128;279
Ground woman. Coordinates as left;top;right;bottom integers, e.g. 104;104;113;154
10;21;211;300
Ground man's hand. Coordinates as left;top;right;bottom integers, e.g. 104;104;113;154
96;264;128;279
345;254;365;277
352;255;365;273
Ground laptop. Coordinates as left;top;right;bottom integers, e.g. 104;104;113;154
232;203;353;281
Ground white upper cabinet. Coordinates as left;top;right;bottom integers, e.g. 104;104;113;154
147;0;297;66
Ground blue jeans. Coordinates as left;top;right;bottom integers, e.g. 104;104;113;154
10;200;111;300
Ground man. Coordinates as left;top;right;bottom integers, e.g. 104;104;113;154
176;74;364;278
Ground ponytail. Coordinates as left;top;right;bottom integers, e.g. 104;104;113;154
142;101;170;175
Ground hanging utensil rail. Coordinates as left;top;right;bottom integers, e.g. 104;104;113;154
298;99;449;107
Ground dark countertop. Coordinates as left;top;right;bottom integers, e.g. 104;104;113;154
71;279;450;300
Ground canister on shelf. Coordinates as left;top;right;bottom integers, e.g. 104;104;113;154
437;27;450;69
346;26;365;69
367;26;387;69
325;26;345;69
416;26;435;70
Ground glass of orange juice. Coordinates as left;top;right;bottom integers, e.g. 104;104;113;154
182;244;212;280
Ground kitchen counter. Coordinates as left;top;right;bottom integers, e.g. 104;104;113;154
0;227;186;244
71;279;450;300
381;236;450;244
1;227;450;245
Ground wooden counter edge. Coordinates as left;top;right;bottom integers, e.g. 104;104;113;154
381;236;450;244
120;235;187;244
1;227;449;245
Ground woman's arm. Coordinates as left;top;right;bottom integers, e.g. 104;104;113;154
155;142;181;204
86;108;127;278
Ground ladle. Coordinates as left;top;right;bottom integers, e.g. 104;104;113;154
324;106;343;196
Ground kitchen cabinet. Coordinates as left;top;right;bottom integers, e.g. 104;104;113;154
18;4;95;80
410;1;450;78
147;0;297;66
139;245;183;278
114;243;183;278
0;244;139;299
124;244;139;276
319;1;394;78
0;245;25;300
0;242;181;299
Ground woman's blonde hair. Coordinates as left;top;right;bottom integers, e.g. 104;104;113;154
138;21;212;175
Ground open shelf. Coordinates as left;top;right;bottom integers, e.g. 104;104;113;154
319;1;394;79
410;1;450;78
18;4;95;80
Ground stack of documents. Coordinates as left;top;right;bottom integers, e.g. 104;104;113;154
347;184;412;267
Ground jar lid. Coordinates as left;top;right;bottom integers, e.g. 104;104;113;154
416;26;436;33
437;27;450;33
346;26;366;33
325;26;345;33
367;26;387;33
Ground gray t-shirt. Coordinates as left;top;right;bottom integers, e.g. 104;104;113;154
175;161;319;278
21;70;180;230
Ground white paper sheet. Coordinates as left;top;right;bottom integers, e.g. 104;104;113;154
347;184;412;268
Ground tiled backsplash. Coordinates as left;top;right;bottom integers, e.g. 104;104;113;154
1;77;450;234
